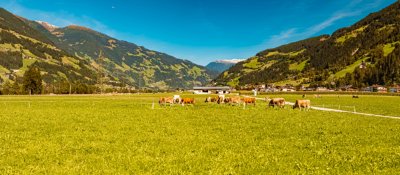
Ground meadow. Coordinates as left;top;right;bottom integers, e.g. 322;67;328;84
261;94;400;116
0;94;399;174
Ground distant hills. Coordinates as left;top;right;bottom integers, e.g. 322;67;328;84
206;59;244;74
0;7;217;90
214;2;400;89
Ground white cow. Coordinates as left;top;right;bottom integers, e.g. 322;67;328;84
217;95;225;104
173;95;181;104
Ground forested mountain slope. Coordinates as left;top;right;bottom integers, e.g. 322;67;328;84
214;2;400;88
0;8;97;90
30;22;217;89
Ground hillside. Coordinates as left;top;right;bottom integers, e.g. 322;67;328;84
0;7;217;90
0;8;98;93
30;22;217;89
214;2;400;88
206;59;243;74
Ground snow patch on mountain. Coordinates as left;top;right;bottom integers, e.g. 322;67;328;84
35;20;59;31
215;59;244;64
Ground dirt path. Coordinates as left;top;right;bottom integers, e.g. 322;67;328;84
286;101;400;120
254;97;400;120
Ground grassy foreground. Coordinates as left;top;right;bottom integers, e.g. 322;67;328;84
0;94;399;174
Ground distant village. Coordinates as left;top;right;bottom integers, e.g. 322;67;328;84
248;84;400;93
193;84;400;95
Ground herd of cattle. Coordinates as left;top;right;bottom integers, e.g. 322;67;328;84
159;95;311;110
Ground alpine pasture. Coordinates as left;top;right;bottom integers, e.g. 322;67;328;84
0;94;399;174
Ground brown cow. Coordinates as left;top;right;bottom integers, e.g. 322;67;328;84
267;98;286;109
205;97;218;103
224;96;241;106
159;97;174;106
242;97;256;106
181;98;195;106
224;97;231;103
293;100;311;111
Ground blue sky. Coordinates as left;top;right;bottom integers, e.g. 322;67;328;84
0;0;397;65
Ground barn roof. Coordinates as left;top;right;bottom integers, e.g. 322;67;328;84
193;86;231;90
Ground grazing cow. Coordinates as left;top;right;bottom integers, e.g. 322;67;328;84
159;97;174;106
242;97;256;106
181;98;195;106
217;95;225;104
159;97;164;105
293;100;311;111
173;95;182;104
224;97;231;104
267;98;286;109
229;96;242;106
205;97;218;103
352;95;359;98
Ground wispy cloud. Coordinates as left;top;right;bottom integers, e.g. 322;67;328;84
0;0;117;37
264;28;297;47
259;0;386;49
304;11;360;36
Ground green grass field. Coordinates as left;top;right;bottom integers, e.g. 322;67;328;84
289;59;308;71
262;94;400;116
0;94;399;174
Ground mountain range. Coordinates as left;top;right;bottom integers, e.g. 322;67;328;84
0;7;217;91
214;2;400;89
1;1;400;92
206;59;244;74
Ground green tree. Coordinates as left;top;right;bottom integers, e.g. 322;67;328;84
12;81;22;95
23;66;43;95
4;81;12;94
